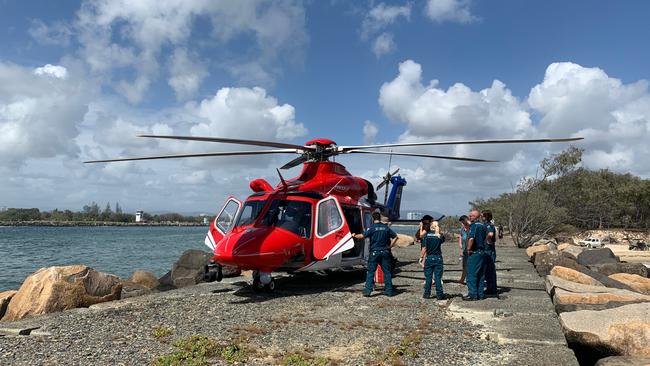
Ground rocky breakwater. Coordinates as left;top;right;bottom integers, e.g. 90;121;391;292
527;239;650;365
0;249;239;322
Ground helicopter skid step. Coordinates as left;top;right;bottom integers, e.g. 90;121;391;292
252;270;275;292
203;261;223;283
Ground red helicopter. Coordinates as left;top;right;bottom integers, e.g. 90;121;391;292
86;134;582;291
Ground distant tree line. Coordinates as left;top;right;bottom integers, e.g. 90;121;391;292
473;147;650;247
0;202;207;224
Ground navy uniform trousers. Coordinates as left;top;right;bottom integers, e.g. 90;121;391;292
484;247;497;294
466;250;486;299
364;249;395;295
423;255;444;298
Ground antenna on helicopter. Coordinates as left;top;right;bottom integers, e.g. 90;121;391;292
377;150;400;205
276;169;288;191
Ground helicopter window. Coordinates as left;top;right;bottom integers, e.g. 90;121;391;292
261;200;312;238
216;200;240;233
363;212;373;229
317;199;343;237
235;200;267;227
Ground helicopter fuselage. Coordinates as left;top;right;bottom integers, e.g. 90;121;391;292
204;162;381;280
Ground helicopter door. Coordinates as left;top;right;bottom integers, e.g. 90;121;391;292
205;197;241;251
313;196;354;260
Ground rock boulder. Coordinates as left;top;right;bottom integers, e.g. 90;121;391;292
157;270;174;291
550;266;603;286
553;288;650;313
590;262;649;278
171;250;212;288
577;248;619;266
609;273;650;295
394;233;415;248
559;245;585;260
0;290;17;320
534;251;579;276
2;265;122;321
526;244;550;260
595;356;650;366
545;275;650;312
129;270;160;290
120;281;152;299
559;303;650;357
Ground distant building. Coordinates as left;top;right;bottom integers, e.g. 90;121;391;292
406;211;425;220
135;210;144;223
0;206;6;212
200;214;209;225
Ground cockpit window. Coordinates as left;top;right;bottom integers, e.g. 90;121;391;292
235;200;267;227
261;200;312;238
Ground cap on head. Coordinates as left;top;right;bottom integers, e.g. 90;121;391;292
421;214;433;223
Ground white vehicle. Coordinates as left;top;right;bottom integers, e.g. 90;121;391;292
579;237;604;248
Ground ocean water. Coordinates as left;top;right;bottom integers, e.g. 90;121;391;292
0;226;208;292
0;225;420;292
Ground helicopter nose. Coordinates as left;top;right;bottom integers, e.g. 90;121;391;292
213;227;304;271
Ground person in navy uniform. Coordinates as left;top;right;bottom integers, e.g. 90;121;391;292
482;210;498;296
458;215;471;285
353;210;398;297
419;221;447;299
464;209;488;301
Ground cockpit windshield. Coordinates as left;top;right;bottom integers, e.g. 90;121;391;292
261;199;312;238
235;200;267;227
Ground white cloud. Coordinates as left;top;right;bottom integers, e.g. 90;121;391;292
361;2;411;39
33;64;69;79
79;85;307;173
0;62;90;167
425;0;477;24
375;59;650;213
168;48;208;101
33;0;308;103
170;170;215;186
379;60;533;140
360;2;410;57
363;120;379;144
372;32;396;57
528;62;650;173
190;86;307;141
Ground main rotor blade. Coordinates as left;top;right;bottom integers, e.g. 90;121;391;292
84;149;298;163
280;155;309;170
138;134;311;151
346;150;498;163
340;137;583;151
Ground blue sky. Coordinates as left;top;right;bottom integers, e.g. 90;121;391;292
1;0;650;215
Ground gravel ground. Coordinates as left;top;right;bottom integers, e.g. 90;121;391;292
0;239;568;365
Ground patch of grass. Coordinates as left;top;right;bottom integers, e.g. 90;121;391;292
220;344;248;364
172;335;220;358
153;350;206;366
152;326;174;339
372;322;427;365
281;353;330;366
154;335;249;366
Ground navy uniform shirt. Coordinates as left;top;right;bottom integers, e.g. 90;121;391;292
469;219;487;251
364;222;397;251
422;232;445;256
460;226;469;254
485;222;497;249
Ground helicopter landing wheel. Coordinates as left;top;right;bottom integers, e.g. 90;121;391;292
265;279;276;293
252;271;265;292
